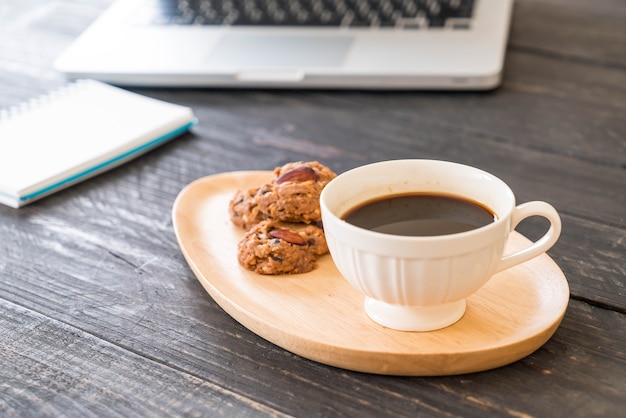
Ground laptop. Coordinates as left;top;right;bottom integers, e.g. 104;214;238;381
54;0;513;89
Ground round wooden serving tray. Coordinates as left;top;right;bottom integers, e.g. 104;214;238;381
172;171;570;376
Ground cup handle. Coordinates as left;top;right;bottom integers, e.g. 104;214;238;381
494;201;562;273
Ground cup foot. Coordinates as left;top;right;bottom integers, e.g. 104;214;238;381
364;298;467;332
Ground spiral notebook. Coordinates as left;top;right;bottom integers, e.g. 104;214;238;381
0;80;196;208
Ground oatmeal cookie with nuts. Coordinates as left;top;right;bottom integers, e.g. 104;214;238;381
228;187;267;230
255;161;337;224
237;219;329;275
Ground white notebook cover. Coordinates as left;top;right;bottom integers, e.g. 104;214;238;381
0;80;196;208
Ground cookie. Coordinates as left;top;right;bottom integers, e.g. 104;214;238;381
255;161;336;224
237;219;329;275
229;187;267;230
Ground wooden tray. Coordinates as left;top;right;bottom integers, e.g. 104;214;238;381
172;171;570;376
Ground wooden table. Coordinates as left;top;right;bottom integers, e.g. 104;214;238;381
1;0;624;416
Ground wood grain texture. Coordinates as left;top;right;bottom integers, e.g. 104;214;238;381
509;0;626;67
1;0;625;416
0;299;285;418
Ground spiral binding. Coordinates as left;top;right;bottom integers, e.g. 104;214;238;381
0;79;91;124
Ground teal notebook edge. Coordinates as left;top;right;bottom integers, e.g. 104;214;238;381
0;79;197;209
0;118;196;208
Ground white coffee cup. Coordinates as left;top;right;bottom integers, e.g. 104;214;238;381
320;159;561;332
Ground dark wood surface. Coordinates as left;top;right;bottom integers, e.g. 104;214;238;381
1;0;625;416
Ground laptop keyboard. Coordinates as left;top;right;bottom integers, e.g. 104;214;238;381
138;0;475;29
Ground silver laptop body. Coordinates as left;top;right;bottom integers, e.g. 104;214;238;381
54;0;513;89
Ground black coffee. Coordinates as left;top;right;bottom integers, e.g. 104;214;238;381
342;193;496;236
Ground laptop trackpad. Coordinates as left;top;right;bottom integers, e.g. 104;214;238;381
206;34;353;69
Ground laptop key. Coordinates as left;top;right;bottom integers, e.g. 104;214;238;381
142;0;474;29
